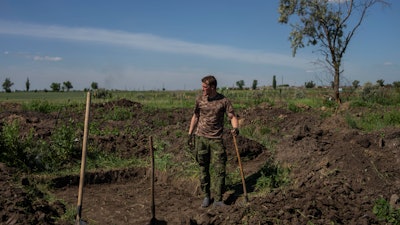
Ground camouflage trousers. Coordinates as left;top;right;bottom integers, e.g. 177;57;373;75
195;136;227;201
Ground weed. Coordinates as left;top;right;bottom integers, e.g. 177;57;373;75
345;113;358;129
239;121;277;151
288;102;301;112
89;121;103;135
86;151;146;170
255;161;291;194
0;120;29;170
152;139;173;171
175;130;184;138
322;98;338;109
47;120;81;170
58;204;77;223
103;107;132;121
225;167;242;187
384;110;400;125
176;150;200;179
373;197;400;224
0;121;52;172
294;89;305;99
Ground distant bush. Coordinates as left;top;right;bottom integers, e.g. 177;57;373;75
294;89;305;99
93;88;112;99
393;81;400;89
360;84;398;105
304;81;316;88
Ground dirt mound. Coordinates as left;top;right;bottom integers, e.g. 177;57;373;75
93;98;142;109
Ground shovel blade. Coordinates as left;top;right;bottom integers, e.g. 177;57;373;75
76;219;87;225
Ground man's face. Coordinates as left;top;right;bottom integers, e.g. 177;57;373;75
202;82;212;96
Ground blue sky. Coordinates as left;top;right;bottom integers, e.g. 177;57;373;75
0;0;398;91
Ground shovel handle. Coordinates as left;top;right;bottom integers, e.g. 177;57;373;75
149;136;155;220
233;135;248;202
76;91;91;223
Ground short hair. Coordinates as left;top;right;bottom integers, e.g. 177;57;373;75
202;75;217;88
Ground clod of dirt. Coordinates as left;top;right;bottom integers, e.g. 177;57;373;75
0;163;64;225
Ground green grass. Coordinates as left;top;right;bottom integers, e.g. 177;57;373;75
0;91;88;104
254;161;291;196
0;90;198;109
373;197;400;224
345;107;400;132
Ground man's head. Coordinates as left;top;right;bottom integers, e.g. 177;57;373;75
201;75;217;97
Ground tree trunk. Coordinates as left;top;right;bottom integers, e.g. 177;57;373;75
334;68;341;104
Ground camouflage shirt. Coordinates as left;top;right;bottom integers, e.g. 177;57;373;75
193;93;235;139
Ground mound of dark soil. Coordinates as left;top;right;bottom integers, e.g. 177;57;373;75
0;163;65;225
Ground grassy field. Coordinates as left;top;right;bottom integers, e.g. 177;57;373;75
0;90;197;108
0;87;336;109
1;87;399;131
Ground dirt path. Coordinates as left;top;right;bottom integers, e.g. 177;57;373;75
53;169;247;225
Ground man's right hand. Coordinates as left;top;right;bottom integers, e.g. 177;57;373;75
187;134;194;148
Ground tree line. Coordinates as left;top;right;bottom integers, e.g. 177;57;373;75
3;76;399;93
1;77;99;93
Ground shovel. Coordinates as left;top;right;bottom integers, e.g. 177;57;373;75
232;134;248;203
149;136;156;223
75;91;91;225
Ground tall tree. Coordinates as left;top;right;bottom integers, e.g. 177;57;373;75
50;83;61;92
91;82;99;90
236;80;245;90
305;80;316;88
352;80;360;89
2;78;14;93
278;0;389;103
376;79;385;87
252;80;258;90
63;81;73;91
25;77;30;92
273;75;277;90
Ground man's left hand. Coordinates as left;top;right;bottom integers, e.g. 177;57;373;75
231;128;239;137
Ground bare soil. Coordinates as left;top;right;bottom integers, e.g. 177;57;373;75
1;99;400;224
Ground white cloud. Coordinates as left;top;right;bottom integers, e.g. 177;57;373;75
3;50;62;62
383;62;393;66
33;55;63;62
0;20;311;69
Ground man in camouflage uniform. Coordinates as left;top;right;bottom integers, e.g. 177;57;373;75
188;75;239;208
